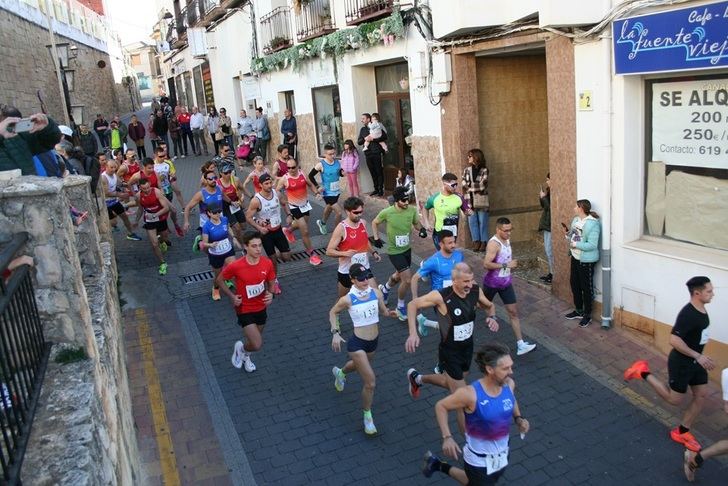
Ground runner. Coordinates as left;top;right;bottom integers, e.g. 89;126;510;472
116;148;141;206
218;162;246;245
201;201;239;301
273;144;290;179
152;146;185;236
277;158;323;266
329;263;397;435
683;367;728;482
482;217;537;356
198;160;217;187
422;342;530;485
218;231;276;373
624;276;716;452
241;156;269;198
370;186;428;319
424;173;471;250
100;159;142;241
133;178;173;275
326;197;381;297
405;262;499;433
183;169;226;250
245;173;291;295
309;143;343;235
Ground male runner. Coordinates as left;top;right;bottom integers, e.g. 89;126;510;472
183;169;225;233
309;143;343;235
624;276;716;451
218;231;276;373
152;146;185;236
100;159;142;241
117;149;142;204
326;197;381;297
371;186;428;319
133;178;172;275
277;158;322;265
405;263;499;433
218;162;246;245
482;217;537;356
424;173;471;250
201;202;239;301
422;342;530;484
329;263;397;435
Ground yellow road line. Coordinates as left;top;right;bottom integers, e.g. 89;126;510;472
136;308;181;486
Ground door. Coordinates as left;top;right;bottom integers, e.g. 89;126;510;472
375;62;412;190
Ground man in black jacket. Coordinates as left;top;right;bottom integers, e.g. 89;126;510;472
357;112;388;196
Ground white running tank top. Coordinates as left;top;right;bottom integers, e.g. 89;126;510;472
102;172;118;206
254;191;282;230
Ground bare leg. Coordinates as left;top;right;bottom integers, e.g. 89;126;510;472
681;384;708;428
700;439;728;460
119;212;136;234
504;303;523;341
243;324;265;352
644;375;686;406
350;350;376;411
397;269;411;300
146;229;163;262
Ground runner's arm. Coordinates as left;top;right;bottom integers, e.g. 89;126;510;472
325;225;353;258
435;387;476;460
482;240;502;270
307;163;322;187
507;379;529;435
329;295;350;332
405;291;443;352
370;216;382;241
182;192;202;229
244;198;267;232
155;188;172;218
410;272;422;298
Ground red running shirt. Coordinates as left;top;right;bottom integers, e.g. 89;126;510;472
221;256;276;314
285;172;309;207
139;189;168;221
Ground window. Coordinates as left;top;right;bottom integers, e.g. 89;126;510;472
130;54;141;66
283;90;296;113
645;75;728;251
312;86;342;155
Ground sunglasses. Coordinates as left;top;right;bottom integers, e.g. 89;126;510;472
222;170;233;174
446;182;458;187
206;176;218;181
209;209;222;214
351;209;364;215
352;274;370;282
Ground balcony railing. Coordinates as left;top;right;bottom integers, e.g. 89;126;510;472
184;0;200;28
0;233;51;484
167;16;187;49
344;0;393;25
261;7;293;54
295;0;336;42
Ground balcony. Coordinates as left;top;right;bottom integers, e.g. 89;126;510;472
166;20;187;49
295;0;336;42
199;0;246;26
344;0;393;26
183;0;200;28
260;7;293;54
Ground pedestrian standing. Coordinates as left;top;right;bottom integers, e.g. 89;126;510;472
207;106;220;155
280;108;297;158
462;149;489;252
253;107;270;160
357;113;387;196
563;199;601;327
112;115;128;145
128;114;147;159
177;106;193;157
190;106;207;156
78;124;98;157
395;168;414;201
340;139;360;197
237;109;254;141
147;114;158;152
538;173;552;283
106;120;124;152
93;113;109;148
168;115;183;159
218;108;233;149
152;110;169;149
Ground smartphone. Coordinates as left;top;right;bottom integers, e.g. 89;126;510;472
9;118;32;133
560;222;569;231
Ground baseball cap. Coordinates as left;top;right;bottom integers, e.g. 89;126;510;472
349;263;372;281
58;125;73;137
221;163;235;174
392;186;409;201
258;173;272;184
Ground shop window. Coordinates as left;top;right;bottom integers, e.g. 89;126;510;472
312;85;342;155
645;76;728;251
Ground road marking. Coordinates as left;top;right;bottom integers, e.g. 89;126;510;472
136;308;181;486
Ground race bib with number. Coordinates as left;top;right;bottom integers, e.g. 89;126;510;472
485;451;509;475
700;328;710;345
245;282;265;299
229;204;241;214
209;238;232;255
269;213;282;227
329;181;340;192
395;234;410;247
144;211;159;223
453;321;474;341
291;201;312;212
443;224;458;236
351;252;369;267
498;267;511;278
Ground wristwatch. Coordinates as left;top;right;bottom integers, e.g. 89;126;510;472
501;263;507;270
331;328;340;335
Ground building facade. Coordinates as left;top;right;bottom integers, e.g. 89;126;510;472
124;41;163;101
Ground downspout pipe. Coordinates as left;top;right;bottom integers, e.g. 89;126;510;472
600;31;613;329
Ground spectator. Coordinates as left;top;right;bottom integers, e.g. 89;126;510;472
68;114;81;146
212;141;235;174
462;148;489;252
151;97;161;114
362;113;388;153
2;255;34;284
168;115;182;159
340;139;360;198
207;106;220;154
237;109;254;140
106;120;124;152
357;112;387;196
93;113;109;148
218;108;233;149
538;173;553;283
127;114;146;158
152;110;169;148
112;115;128;144
147;113;158;151
78;124;98;157
177;106;192;157
58;124;74;143
55;140;83;175
235;135;253;164
564;198;601;328
190;106;207;156
395;168;414;200
0;109;61;175
280;108;297;158
252;107;271;160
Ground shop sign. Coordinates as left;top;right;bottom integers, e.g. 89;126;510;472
202;61;215;107
614;1;728;75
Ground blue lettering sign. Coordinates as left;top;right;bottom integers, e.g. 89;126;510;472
613;1;728;75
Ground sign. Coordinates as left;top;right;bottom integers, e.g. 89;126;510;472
202;61;215;108
613;1;728;75
242;76;260;102
578;90;593;111
652;78;728;169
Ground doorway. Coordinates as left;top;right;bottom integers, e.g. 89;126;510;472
375;62;412;190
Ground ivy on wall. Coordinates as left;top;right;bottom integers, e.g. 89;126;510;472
252;10;405;74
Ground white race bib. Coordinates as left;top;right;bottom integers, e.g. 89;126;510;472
291;201;312;212
498;267;511;278
229;204;241;214
351;252;369;267
245;282;265;299
443;279;453;288
209;238;232;255
453;321;474;341
144;211;159;223
485;450;509;475
269;213;282;227
700;328;710;345
395;234;410;247
443;224;458;237
329;180;340;192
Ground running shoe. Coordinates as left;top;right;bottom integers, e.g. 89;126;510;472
517;341;537;356
684;449;697;482
623;359;650;381
309;254;322;266
396;305;407;321
434;363;443;374
579;316;592;328
273;281;282;295
378;284;389;302
282;226;296;243
565;310;583;320
212;287;221;301
175;224;184;238
363;412;377;435
407;368;421;399
158;262;167;275
422;451;441;478
231;341;244;369
316;219;327;235
242;352;256;372
670;427;701;452
416;314;429;337
159;241;168;253
332;366;346;392
192;235;202;253
126;232;142;241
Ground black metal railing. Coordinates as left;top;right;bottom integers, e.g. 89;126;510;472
200;0;221;13
344;0;393;25
260;7;293;54
0;233;51;484
183;0;200;28
295;0;336;42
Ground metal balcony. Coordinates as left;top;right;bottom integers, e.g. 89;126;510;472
183;0;200;28
260;7;293;54
295;0;336;42
344;0;393;26
166;19;188;49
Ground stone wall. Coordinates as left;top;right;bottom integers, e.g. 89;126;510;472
0;175;140;484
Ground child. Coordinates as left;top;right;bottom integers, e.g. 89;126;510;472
236;134;252;163
340;139;360;197
242;156;269;198
363;114;388;152
395;168;414;200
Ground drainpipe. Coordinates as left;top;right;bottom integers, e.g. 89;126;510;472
600;32;613;329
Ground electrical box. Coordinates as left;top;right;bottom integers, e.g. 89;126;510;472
409;51;427;88
431;51;452;94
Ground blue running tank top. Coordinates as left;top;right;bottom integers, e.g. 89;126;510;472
198;186;223;227
321;159;341;197
464;380;514;457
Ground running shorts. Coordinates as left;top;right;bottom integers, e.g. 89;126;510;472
262;228;290;256
483;284;517;306
323;195;340;206
143;219;169;232
438;343;473;381
388;250;412;273
107;201;125;220
464;461;506;486
668;350;708;393
237;309;267;328
223;203;246;225
290;206;310;220
347;334;379;353
208;249;235;269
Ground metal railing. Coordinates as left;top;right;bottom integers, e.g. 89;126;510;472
200;0;221;13
260;7;293;54
0;233;51;484
344;0;393;25
183;0;200;28
295;0;336;42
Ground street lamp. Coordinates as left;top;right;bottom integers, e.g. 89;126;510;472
45;43;73;122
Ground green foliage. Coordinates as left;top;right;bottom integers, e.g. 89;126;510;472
55;346;88;364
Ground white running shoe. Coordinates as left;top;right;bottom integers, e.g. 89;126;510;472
332;366;346;392
517;341;537;356
363;413;377;435
231;341;244;369
242;352;257;372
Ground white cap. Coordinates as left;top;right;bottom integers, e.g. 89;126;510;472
58;125;73;137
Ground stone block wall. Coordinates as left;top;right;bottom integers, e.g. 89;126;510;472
0;175;140;484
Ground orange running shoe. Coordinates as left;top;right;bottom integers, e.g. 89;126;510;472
282;226;296;243
309;254;322;266
670;427;701;452
624;360;650;381
212;287;221;301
